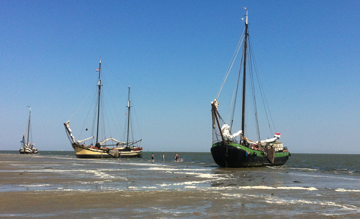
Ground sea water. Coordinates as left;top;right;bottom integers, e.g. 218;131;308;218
0;151;359;218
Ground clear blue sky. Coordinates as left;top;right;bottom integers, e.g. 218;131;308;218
1;0;359;153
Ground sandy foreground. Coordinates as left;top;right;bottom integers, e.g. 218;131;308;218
0;154;249;218
2;189;359;218
0;190;237;218
1;154;359;218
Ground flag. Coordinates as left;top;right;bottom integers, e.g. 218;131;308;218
96;68;99;72
274;133;281;139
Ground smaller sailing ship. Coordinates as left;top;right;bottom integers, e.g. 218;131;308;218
211;8;290;167
19;107;38;154
64;59;143;158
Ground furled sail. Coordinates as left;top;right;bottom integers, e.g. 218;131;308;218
244;134;281;146
99;137;125;145
77;136;94;143
221;124;242;140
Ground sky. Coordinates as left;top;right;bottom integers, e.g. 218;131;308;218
1;0;360;154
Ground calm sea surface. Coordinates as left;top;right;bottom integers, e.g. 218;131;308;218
0;151;359;218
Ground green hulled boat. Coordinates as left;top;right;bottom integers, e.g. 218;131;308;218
211;8;290;168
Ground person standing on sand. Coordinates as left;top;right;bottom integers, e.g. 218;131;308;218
163;154;165;161
151;153;155;162
118;152;121;162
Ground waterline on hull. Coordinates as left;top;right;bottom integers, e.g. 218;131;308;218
211;142;289;168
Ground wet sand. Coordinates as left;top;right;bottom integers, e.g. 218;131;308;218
0;190;243;218
0;154;235;218
1;153;360;218
2;189;360;218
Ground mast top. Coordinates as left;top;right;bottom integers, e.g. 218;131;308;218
127;85;131;107
243;7;248;24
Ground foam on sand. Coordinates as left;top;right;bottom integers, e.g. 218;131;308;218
238;185;318;191
335;188;360;192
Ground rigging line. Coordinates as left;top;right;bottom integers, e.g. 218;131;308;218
258;73;276;134
111;104;123;141
100;91;107;142
104;87;122;141
102;87;110;139
259;69;277;133
131;114;134;144
91;86;105;143
214;111;226;143
79;88;97;140
228;54;244;129
248;44;261;141
103;78;123;140
68;87;95;122
103;65;128;88
213;110;225;143
103;90;114;141
217;110;225;124
91;93;97;144
29;122;33;144
129;93;136;145
113;109;123;139
129;115;135;144
132;107;142;141
216;28;245;100
122;108;127;141
249;37;276;134
126;99;133;145
100;64;121;139
114;90;125;140
130;111;134;146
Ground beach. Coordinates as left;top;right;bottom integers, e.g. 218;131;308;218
1;152;359;218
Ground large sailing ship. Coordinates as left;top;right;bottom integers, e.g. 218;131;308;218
64;59;143;158
211;9;290;167
19;107;38;154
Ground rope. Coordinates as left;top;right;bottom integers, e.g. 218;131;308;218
248;41;261;141
68;87;95;121
228;54;243;128
79;89;97;141
249;37;277;135
132;107;142;144
216;28;245;100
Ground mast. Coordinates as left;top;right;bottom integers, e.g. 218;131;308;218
27;106;31;145
241;8;248;140
96;58;102;144
126;85;131;147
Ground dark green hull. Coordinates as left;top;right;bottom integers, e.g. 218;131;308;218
211;142;290;168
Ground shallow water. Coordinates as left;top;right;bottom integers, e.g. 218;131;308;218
0;151;359;218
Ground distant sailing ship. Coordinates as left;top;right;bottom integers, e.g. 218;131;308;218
211;9;290;167
19;107;38;154
64;59;143;158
